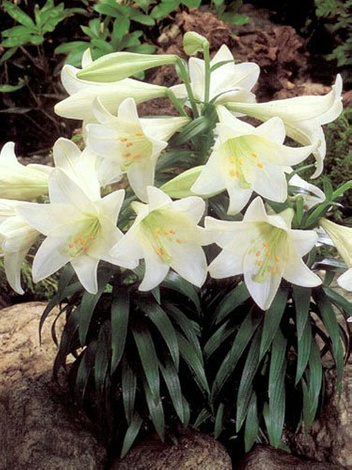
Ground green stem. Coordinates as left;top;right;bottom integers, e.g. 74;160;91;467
166;89;188;117
175;57;199;118
203;42;211;104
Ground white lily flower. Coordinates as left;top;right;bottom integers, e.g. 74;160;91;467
319;218;352;291
16;170;137;294
54;52;168;122
170;44;259;107
337;268;352;291
0;199;39;294
287;171;325;209
86;98;190;201
0;142;52;201
225;75;343;177
206;197;321;310
110;186;210;291
192;107;315;214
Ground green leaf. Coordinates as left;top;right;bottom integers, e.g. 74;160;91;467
120;413;143;458
293;285;312;340
78;265;115;345
122;357;137;424
313;288;344;390
94;321;110;397
211;309;261;400
236;327;262;431
159;358;184;422
182;0;202;6
296;318;312;385
151;0;179;19
132;324;160;400
75;339;98;404
324;286;352;318
177;331;209;396
129;9;155;25
214;402;225;438
259;286;289;361
193;408;212;428
0;47;18;64
302;340;323;431
111;287;130;374
0;78;26;93
213;282;250;324
267;329;287;448
244;392;259;452
53;307;80;377
165;302;202;361
203;320;237;360
171;116;213;146
143;380;165;441
137;299;179;369
2;1;36;28
162;271;201;313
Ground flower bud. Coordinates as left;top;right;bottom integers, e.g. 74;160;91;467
161;166;220;199
183;31;209;55
319;218;352;267
77;52;178;82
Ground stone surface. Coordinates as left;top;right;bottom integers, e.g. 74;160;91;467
112;429;233;470
0;302;106;470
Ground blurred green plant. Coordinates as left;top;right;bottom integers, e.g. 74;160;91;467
209;0;249;25
314;0;352;67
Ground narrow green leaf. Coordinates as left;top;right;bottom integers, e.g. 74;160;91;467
53;307;80;378
313;288;344;389
214;282;250;324
293;285;312;340
122;357;137;424
143;380;165;441
162;271;201;313
182;396;191;427
111;287;130;374
171;116;212;146
165;302;202;361
236;327;262;431
193;408;212;428
267;330;287;448
211;309;261;400
74;340;98;404
132;324;160;400
94;321;110;397
214;402;225;439
203;320;237;360
137;299;179;369
244;392;259;452
259;286;289;361
324;286;352;318
302;340;323;431
120;413;143;458
296;318;312;385
177;332;209;396
159;358;184;423
78;265;115;345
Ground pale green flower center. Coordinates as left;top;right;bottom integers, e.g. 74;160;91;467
67;218;100;257
142;211;185;264
248;224;287;283
224;137;266;189
118;128;152;170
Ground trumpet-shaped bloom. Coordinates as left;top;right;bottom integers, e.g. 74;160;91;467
192;107;315;214
319;218;352;291
206;197;321;310
86;98;190;201
110;186;210;291
16;170;137;294
226;75;343;177
0;142;52;201
0;199;39;294
170;44;259;107
287;171;325;209
54;50;168;123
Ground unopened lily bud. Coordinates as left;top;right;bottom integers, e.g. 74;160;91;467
160;166;221;199
183;31;209;55
77;52;178;82
319;218;352;267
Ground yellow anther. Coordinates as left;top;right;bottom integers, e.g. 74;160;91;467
256;260;262;266
263;241;269;248
229;155;235;164
133;154;141;160
169;229;176;235
126;142;133;148
275;255;280;262
271;266;277;274
119;137;128;142
251;153;258;158
255;250;261;257
124;152;131;158
176;238;182;244
266;250;271;258
257;162;264;169
238;159;244;166
229;169;238;178
135;131;143;136
163;230;169;235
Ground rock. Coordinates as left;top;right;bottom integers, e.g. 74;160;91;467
238;445;341;469
0;302;107;470
112;429;232;470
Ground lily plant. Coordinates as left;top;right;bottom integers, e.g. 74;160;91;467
0;30;350;461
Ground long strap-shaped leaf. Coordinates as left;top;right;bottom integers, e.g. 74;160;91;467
302;340;323;431
143;379;165;441
121;356;137;425
159;358;185;423
120;413;143;458
111;287;130;374
293;286;313;384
